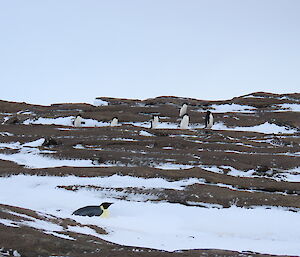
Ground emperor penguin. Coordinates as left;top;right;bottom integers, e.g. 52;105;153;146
72;202;113;218
74;115;83;127
205;110;214;129
180;114;189;129
110;117;119;127
150;115;159;129
179;103;188;117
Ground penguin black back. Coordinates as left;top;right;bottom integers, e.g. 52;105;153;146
72;202;113;217
205;110;213;129
205;111;211;127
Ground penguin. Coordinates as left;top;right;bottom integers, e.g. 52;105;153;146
179;103;188;117
180;114;189;129
150;115;159;129
205;110;214;129
74;114;83;127
110;117;119;127
72;202;113;218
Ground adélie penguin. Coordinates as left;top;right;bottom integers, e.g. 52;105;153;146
180;114;189;129
179;103;188;117
72;202;113;218
150;115;159;129
205;110;214;129
74;115;83;127
110;117;119;127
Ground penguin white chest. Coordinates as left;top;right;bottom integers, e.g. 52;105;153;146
152;116;159;129
180;115;189;129
179;104;187;117
111;118;118;127
74;116;82;127
208;113;214;128
100;206;110;218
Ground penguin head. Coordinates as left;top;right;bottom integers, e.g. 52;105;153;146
112;117;118;121
100;202;113;209
76;114;82;118
207;110;211;114
183;114;189;118
182;103;188;107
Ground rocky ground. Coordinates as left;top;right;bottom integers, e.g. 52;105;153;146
0;92;299;257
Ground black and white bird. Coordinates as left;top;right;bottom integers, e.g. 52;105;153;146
110;117;119;127
180;114;189;129
74;115;83;127
205;110;214;129
179;103;188;117
150;115;159;129
72;202;113;218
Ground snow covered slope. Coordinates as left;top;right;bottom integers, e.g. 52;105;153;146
0;92;299;257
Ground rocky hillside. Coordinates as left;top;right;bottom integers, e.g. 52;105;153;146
0;92;299;257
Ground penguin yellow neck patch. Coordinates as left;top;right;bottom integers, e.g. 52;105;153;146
100;205;110;218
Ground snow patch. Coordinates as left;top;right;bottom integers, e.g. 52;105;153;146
276;103;300;112
93;99;109;106
210;104;256;113
139;130;154;137
213;122;297;134
0;149;97;169
23;116;109;127
22;138;45;147
154;163;194;170
1;175;300;255
0;218;19;227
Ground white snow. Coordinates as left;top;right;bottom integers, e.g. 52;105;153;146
210;104;256;113
130;120;298;134
0;218;19;227
0;175;203;193
0;149;96;169
44;231;75;240
22;138;45;147
241;95;266;99
139;130;154;137
200;165;300;182
0;132;13;136
0;142;21;150
129;122;179;129
213;122;297;134
0;139;100;168
99;202;300;254
67;225;102;238
112;138;138;142
154;163;194;170
23;116;109;127
93;99;109;106
0;174;300;255
200;165;258;178
21;218;63;232
20;115;298;135
276;103;300;112
73;144;86;149
1;209;68;240
275;167;300;182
